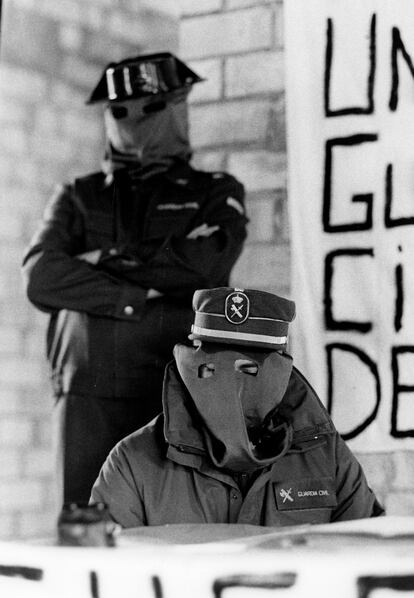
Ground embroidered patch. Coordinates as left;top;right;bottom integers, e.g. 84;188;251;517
157;202;198;211
226;196;244;215
225;290;249;324
274;478;337;510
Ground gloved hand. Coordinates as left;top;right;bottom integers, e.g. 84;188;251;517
77;247;144;279
76;249;102;265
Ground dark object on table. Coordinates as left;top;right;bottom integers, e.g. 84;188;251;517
57;502;118;547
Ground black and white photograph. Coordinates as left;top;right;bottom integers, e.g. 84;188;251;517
0;0;413;596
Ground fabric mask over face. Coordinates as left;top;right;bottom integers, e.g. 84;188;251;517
174;343;293;472
104;90;191;172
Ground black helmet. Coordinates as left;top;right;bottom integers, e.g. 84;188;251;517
86;52;203;105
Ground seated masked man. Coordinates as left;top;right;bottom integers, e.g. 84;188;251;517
90;287;384;527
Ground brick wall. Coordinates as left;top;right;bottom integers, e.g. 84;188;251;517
0;0;412;540
0;0;179;539
182;2;290;297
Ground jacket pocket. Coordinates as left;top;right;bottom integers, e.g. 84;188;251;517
268;507;334;526
288;436;328;454
85;211;114;247
145;203;199;239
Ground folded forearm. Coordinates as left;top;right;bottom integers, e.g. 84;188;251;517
140;228;246;293
23;250;147;318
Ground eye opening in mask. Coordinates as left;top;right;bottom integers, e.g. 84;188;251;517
198;363;215;378
234;359;258;376
110;105;128;119
143;100;167;114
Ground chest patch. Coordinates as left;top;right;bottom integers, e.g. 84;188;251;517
156;202;198;211
274;477;337;510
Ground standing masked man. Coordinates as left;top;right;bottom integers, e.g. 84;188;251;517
22;53;247;503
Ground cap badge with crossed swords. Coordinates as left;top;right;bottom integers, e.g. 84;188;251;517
225;289;249;325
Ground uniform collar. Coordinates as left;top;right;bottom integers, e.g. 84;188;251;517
162;361;334;470
101;158;195;189
163;160;199;190
162;361;206;457
287;366;335;438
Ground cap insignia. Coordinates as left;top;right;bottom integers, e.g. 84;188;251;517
225;291;249;325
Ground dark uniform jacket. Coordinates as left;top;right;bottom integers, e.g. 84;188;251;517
91;363;383;527
22;162;247;399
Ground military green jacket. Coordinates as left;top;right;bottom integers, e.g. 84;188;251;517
91;363;383;528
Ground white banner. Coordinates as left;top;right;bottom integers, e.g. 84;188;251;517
1;519;413;598
285;0;414;451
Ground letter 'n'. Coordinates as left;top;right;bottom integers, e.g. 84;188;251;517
389;27;414;111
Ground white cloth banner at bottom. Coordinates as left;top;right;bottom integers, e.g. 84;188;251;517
0;519;414;598
285;0;414;451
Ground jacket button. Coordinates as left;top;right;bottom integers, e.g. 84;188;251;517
231;493;239;500
109;248;118;256
124;305;134;316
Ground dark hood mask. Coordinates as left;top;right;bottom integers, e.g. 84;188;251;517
173;343;294;472
103;89;191;179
